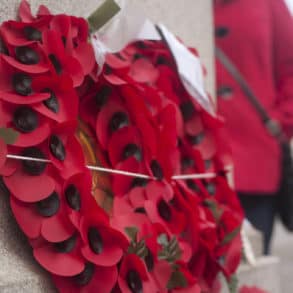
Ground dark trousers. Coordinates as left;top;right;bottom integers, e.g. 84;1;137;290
238;193;277;255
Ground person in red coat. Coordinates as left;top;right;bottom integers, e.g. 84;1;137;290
214;0;293;254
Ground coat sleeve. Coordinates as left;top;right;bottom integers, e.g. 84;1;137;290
270;0;293;136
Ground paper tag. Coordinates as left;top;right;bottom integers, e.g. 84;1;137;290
90;0;160;53
157;24;215;115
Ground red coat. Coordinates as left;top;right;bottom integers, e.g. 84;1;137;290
214;0;293;193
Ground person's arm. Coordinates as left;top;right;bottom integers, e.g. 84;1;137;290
270;0;293;137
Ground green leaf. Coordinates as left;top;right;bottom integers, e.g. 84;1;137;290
204;199;223;222
125;226;138;242
127;239;148;259
167;270;188;290
228;274;238;293
87;0;121;32
221;226;241;246
157;234;169;246
169;236;178;251
135;240;148;258
157;235;182;263
0;128;19;145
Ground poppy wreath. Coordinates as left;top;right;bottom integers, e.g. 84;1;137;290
0;1;244;292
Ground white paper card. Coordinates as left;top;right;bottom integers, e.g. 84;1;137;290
91;0;160;54
157;24;215;115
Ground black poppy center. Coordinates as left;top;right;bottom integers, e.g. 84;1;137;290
135;41;148;49
126;270;143;293
122;144;142;161
65;184;81;211
95;85;112;109
181;157;195;170
36;191;60;217
205;182;216;196
133;53;144;60
0;37;8;55
150;160;164;180
88;227;103;254
13;106;38;133
12;73;32;96
180;101;195;121
15;46;40;65
188;132;205;145
145;249;154;272
205;159;212;170
0;177;10;197
186;179;200;193
215;26;229;38
49;135;66;161
21;147;47;175
134;207;146;214
131;177;148;188
49;54;62;74
157;199;172;222
42;89;59;113
73;262;95;286
55;234;77;253
109;112;129;132
156;55;170;65
23;26;42;41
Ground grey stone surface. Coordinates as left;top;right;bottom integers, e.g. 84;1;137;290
272;220;293;293
238;256;281;293
0;190;56;292
244;221;264;258
221;256;281;293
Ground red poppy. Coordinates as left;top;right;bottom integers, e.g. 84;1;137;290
118;254;157;293
0;138;7;169
9;171;75;242
53;264;118;293
0;99;51;147
33;235;85;276
47;132;85;179
32;74;78;124
65;171;98;229
41;29;84;87
80;210;128;267
96;98;130;150
144;194;186;235
108;126;143;167
0;0;52;47
50;15;95;75
0;58;50;104
1;43;50;74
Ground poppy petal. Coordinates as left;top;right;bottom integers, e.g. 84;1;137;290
0;139;7;169
34;244;85;276
82;244;123;267
10;196;41;238
4;169;54;202
41;210;75;242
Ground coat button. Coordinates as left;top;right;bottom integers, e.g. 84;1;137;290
215;26;229;38
217;85;233;100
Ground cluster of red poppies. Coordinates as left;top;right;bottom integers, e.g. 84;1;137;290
0;1;244;292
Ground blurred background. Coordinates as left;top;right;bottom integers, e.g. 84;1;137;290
286;0;293;13
273;0;293;283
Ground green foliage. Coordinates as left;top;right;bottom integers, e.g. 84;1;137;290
157;234;182;263
167;270;188;290
0;128;19;144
